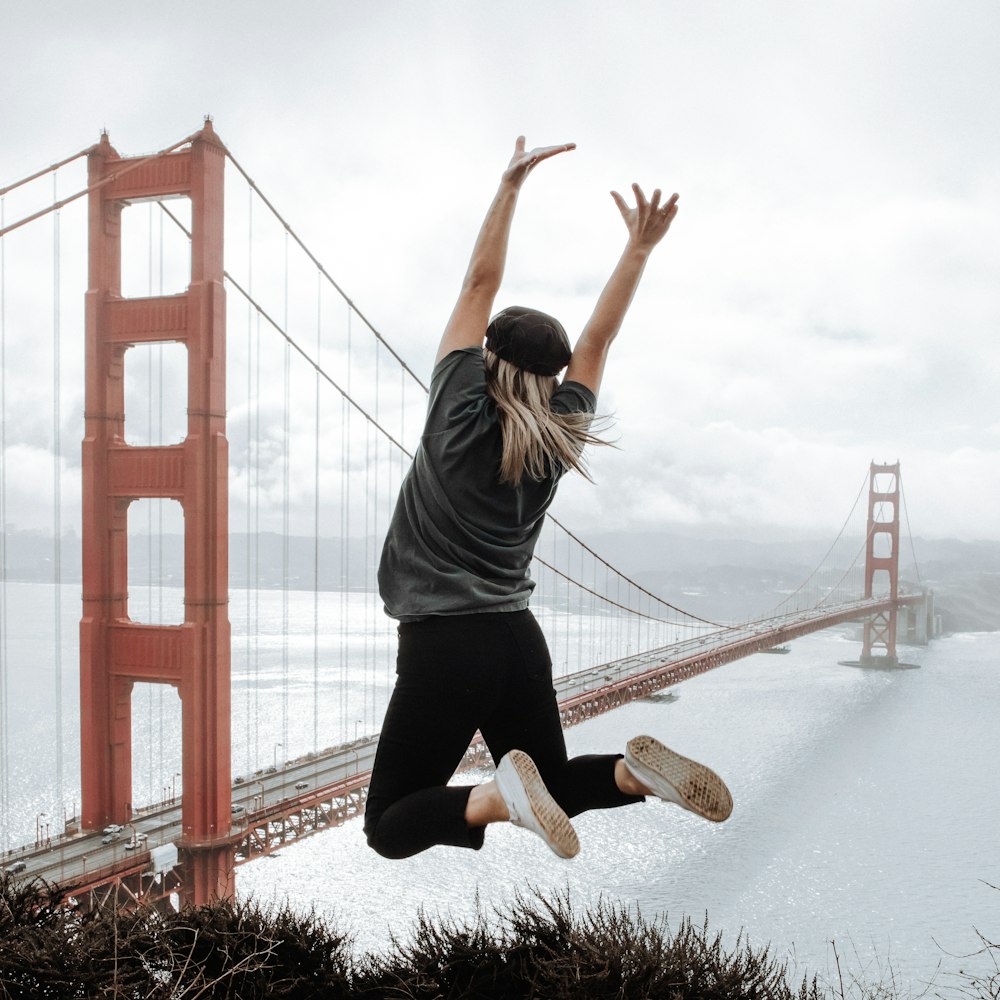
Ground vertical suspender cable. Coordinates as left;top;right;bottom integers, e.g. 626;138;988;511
372;341;382;725
615;570;621;656
52;174;64;815
313;270;321;753
243;204;250;777
0;195;9;851
564;529;571;668
281;231;290;761
253;308;262;768
156;205;165;798
590;552;596;657
147;203;155;797
244;187;255;774
363;422;370;733
339;390;348;742
900;474;922;585
556;535;562;664
345;307;353;740
369;340;382;732
606;564;612;662
576;543;584;671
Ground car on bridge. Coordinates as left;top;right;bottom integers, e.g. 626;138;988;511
102;824;123;835
2;861;27;875
231;804;245;815
295;781;309;791
124;833;148;850
101;833;119;845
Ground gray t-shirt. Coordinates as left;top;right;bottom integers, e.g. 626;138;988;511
378;347;596;621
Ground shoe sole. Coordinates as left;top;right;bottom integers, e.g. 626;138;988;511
626;735;733;822
498;750;580;859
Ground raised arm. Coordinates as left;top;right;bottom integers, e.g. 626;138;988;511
435;136;576;365
564;184;679;396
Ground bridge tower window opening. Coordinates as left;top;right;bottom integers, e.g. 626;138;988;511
869;568;893;598
872;470;897;496
120;197;191;299
872;499;895;524
123;342;188;447
130;681;181;810
872;530;894;561
126;498;185;625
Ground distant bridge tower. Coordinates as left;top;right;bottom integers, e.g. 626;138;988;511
80;121;232;904
860;461;900;667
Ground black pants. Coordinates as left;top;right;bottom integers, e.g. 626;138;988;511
364;609;641;859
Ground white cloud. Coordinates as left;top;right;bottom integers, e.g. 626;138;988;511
2;0;998;542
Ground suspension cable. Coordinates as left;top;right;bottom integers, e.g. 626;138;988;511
0;147;90;198
767;468;870;616
547;514;728;627
221;147;429;394
0;130;202;239
156;200;413;460
816;523;876;606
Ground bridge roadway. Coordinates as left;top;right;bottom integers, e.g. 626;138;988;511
3;594;923;896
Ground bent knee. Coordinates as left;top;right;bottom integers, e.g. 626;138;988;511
364;817;411;861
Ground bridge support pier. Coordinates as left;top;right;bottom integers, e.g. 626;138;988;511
179;844;235;909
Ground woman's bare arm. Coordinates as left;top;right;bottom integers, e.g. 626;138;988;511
435;136;575;365
565;184;679;396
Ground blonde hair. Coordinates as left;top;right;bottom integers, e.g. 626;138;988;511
483;348;611;486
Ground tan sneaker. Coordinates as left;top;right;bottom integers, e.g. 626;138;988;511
494;750;580;858
625;735;733;822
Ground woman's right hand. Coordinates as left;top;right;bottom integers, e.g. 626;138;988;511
502;135;576;188
611;183;680;252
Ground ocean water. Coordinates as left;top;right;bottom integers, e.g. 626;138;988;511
237;627;1000;993
2;581;998;991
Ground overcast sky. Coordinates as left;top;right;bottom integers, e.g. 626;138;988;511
2;0;998;543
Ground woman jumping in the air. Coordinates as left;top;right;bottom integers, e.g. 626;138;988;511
364;136;732;860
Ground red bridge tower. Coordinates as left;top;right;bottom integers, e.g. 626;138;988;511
80;122;232;904
860;461;900;667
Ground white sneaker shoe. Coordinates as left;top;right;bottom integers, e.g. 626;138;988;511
494;750;580;859
625;735;733;823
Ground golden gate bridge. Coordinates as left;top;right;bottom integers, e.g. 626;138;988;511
0;121;933;910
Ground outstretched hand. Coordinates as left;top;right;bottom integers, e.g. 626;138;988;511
611;184;680;252
502;135;576;187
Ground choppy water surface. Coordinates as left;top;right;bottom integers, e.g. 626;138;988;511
238;628;1000;992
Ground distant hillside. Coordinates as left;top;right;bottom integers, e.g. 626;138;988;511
4;528;997;632
574;530;1000;632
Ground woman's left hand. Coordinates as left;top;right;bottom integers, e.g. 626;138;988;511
611;183;680;253
502;135;576;188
